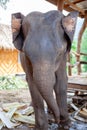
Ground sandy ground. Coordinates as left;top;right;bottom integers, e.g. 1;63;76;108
0;88;87;130
0;88;31;105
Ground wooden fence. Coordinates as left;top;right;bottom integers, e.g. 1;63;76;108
67;51;87;76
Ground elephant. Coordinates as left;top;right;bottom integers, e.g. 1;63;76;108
11;10;78;130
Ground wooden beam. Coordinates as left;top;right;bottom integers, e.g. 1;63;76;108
64;0;85;8
72;0;85;4
85;11;87;19
80;52;87;56
46;0;57;6
64;6;84;18
80;61;87;64
76;16;87;75
57;0;64;12
67;53;72;76
46;0;86;17
64;0;85;15
64;6;75;12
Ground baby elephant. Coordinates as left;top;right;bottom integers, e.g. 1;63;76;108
11;10;78;130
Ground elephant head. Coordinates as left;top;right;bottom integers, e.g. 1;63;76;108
11;11;78;52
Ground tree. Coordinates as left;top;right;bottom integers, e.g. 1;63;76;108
0;0;9;9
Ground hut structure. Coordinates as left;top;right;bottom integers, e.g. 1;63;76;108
0;24;23;75
45;0;87;92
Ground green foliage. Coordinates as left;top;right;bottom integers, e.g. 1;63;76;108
0;0;9;9
72;40;77;52
81;28;87;72
0;75;28;90
81;28;87;53
71;41;77;65
69;28;87;74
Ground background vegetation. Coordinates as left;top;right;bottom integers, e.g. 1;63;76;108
71;28;87;74
0;75;28;90
0;0;9;9
81;28;87;72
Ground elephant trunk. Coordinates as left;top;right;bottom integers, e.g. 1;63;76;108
32;62;60;123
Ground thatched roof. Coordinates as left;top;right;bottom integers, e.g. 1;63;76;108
0;24;15;50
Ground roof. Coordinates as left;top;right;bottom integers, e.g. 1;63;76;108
46;0;87;18
0;24;15;50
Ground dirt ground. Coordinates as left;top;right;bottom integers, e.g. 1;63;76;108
0;88;87;130
0;88;31;105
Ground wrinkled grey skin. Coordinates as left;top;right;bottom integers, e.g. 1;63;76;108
12;10;78;130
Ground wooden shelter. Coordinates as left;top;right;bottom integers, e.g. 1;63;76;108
46;0;87;17
45;0;87;91
0;24;23;75
46;0;87;75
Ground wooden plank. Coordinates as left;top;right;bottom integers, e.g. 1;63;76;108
68;88;87;92
68;76;87;90
68;76;87;85
68;83;87;90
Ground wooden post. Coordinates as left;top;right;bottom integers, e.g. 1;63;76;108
77;15;87;75
67;53;72;76
57;0;64;12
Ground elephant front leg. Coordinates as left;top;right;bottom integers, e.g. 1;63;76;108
22;57;48;130
27;78;48;130
54;56;71;129
33;64;60;124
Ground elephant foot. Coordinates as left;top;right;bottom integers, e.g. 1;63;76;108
35;127;48;130
59;118;71;129
35;122;48;130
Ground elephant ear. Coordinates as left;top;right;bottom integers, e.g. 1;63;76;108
11;12;25;51
62;11;78;51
